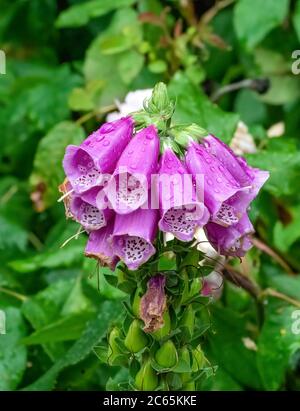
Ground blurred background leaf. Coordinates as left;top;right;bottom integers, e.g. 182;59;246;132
1;0;300;392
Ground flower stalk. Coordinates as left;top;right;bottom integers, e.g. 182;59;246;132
60;81;269;391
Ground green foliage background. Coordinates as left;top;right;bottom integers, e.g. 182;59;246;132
0;0;300;391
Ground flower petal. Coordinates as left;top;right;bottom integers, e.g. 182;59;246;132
85;219;119;270
105;125;159;214
111;207;158;270
186;142;242;224
157;148;209;241
205;213;254;257
140;274;167;333
63;117;134;193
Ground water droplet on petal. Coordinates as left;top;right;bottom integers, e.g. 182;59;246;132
96;135;105;142
207;179;213;186
100;124;115;133
217;177;222;183
146;133;154;140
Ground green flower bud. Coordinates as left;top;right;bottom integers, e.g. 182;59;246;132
146;82;175;117
179;305;195;338
192;345;205;372
151;310;171;340
132;287;142;317
135;359;158;391
124;320;148;353
179;346;191;382
108;327;123;366
170;123;208;148
155;340;178;368
182;380;195;391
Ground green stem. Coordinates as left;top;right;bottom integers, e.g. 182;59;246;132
0;287;28;302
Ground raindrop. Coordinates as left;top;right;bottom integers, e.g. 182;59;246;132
96;135;105;142
103;140;110;147
100;124;115;133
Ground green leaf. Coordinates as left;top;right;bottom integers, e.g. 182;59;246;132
22;279;75;330
56;0;136;28
61;277;94;316
207;306;262;389
84;8;142;105
68;80;104;112
118;50;144;84
234;89;267;126
0;307;27;390
257;302;300;390
169;73;239;143
9;242;84;273
30;121;85;210
254;48;291;76
148;60;168;74
234;0;290;50
68;88;95;112
0;177;33;252
200;367;243;391
84;259;126;300
260;75;300;105
293;0;300;42
106;367;130;390
23;300;122;390
266;275;300;301
246;150;300;197
21;312;94;345
0;215;28;251
99;35;135;55
273;206;300;252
